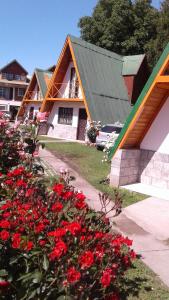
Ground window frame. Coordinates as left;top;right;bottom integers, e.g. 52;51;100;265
18;88;25;97
58;107;73;125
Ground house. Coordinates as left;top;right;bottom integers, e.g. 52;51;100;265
0;60;29;120
17;68;53;121
110;42;169;190
40;35;149;141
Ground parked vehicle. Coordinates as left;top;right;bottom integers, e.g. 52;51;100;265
96;124;123;150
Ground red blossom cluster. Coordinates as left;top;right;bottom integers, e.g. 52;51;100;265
0;165;136;299
0;114;137;299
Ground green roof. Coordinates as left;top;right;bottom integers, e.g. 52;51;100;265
69;35;144;124
122;54;145;75
35;69;52;98
108;42;169;159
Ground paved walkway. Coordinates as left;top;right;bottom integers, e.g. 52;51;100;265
39;148;169;287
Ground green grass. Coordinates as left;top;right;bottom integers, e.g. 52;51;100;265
44;141;169;299
45;141;146;207
122;259;169;299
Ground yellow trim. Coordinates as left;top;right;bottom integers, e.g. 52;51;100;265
156;75;169;83
45;97;84;102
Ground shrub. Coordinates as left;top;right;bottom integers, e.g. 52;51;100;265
86;121;102;144
0;113;136;299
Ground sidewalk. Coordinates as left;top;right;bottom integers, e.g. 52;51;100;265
39;148;169;287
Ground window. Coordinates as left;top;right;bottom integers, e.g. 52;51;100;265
2;73;7;79
69;67;79;98
18;88;25;97
15;74;21;80
0;105;8;111
0;87;5;97
6;73;13;80
58;107;73;125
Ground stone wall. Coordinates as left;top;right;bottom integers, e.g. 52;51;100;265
140;150;169;189
110;149;140;187
110;148;169;189
47;124;77;140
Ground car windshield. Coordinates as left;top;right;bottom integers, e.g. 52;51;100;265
101;126;122;134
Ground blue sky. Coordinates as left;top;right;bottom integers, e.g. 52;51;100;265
0;0;160;75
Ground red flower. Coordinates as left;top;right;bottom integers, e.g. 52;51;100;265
130;250;136;260
0;220;10;229
2;211;11;218
123;237;133;246
4;179;13;185
95;244;104;260
0;280;10;288
25;188;34;197
48;228;66;238
75;199;87;210
16;179;27;188
101;268;113;288
49;240;67;260
62;191;74;200
35;223;45;234
53;183;64;195
24;241;34;251
76;192;86;201
39;239;46;246
51;202;63;212
79;251;94;269
67;266;81;283
12;233;21;249
0;230;10;241
66;222;81;235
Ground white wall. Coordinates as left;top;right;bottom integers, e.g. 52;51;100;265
58;62;83;99
25;103;41;118
47;101;85;139
141;96;169;154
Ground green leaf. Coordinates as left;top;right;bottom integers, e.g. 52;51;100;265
32;271;42;284
43;255;49;271
27;289;37;299
0;269;8;277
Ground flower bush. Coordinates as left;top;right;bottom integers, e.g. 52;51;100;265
0;113;136;299
86;121;102;144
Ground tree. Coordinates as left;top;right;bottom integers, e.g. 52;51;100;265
78;0;135;55
78;0;159;67
148;0;169;68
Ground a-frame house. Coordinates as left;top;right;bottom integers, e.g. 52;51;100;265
41;35;149;140
17;68;52;120
110;42;169;191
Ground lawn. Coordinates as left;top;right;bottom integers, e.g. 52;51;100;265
43;141;146;207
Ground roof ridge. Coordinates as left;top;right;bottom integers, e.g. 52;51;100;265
69;35;123;63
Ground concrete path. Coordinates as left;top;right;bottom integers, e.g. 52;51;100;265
122;182;169;201
39;148;169;287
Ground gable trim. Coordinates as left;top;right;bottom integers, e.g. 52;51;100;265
108;43;169;159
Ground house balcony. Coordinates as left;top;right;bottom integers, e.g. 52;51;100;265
46;82;83;101
24;91;43;102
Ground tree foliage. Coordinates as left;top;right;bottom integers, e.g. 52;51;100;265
78;0;169;68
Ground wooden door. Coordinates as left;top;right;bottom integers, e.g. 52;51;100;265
77;109;87;140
